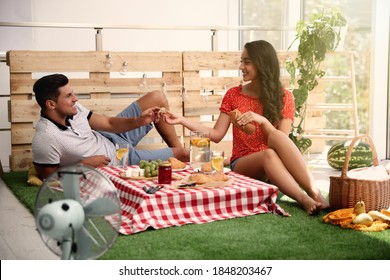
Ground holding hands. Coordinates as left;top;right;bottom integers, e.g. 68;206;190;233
140;106;163;125
158;108;183;125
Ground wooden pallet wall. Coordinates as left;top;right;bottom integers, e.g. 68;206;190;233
7;50;183;170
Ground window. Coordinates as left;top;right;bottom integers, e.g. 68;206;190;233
241;0;374;138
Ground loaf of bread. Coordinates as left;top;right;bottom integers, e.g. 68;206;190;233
229;109;255;135
168;157;187;169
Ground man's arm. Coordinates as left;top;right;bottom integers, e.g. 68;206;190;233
34;164;59;181
34;155;111;180
88;106;160;132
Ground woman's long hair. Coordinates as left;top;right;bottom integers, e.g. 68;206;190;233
244;40;284;125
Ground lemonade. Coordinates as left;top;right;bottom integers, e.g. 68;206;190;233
115;143;129;169
116;148;128;160
190;132;210;169
211;155;224;172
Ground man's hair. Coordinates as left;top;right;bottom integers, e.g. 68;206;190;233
33;74;69;110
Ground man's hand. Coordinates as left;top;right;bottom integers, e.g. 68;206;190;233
139;106;161;126
80;155;111;168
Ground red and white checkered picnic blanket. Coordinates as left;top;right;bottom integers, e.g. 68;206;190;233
98;165;289;235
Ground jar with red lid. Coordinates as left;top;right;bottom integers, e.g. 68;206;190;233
158;161;172;184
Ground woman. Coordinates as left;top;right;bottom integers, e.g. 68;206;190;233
162;40;329;215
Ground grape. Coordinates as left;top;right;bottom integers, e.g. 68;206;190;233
138;159;163;177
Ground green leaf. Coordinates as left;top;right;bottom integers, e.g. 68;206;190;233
287;9;347;153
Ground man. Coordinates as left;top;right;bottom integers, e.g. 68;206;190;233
32;74;189;180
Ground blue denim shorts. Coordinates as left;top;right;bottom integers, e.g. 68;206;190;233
229;157;240;171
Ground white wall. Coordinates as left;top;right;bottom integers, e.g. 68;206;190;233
31;0;240;52
0;0;33;172
0;0;241;171
370;0;390;159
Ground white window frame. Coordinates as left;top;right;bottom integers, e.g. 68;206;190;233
370;0;390;160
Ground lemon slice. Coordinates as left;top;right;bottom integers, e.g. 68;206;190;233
211;156;224;171
196;138;210;147
116;148;128;160
190;137;200;146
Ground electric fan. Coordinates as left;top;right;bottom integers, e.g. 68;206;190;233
34;164;122;260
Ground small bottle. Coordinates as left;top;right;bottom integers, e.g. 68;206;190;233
158;161;172;184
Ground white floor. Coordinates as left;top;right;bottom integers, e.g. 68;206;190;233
0;176;59;260
0;155;349;260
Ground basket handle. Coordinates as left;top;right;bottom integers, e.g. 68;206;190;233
341;134;378;178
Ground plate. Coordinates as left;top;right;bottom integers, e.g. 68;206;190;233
119;172;182;181
193;167;231;173
172;165;190;172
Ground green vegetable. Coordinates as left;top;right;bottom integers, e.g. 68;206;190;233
327;141;373;170
138;159;163;177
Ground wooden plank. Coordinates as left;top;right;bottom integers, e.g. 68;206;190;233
7;51;182;72
10;75;183;95
11;123;35;145
182;51;296;71
183;51;241;71
10;146;32;171
183;76;241;91
183;92;223;117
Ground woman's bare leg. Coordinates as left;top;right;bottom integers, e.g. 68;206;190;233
233;150;322;215
267;130;329;209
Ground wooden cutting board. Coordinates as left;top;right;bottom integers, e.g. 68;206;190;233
171;176;234;189
119;172;182;181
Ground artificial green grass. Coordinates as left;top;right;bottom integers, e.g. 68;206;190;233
2;171;390;260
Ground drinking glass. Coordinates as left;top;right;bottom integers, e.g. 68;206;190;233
211;150;224;172
115;143;129;170
190;131;210;169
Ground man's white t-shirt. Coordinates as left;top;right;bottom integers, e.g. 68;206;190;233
32;103;117;167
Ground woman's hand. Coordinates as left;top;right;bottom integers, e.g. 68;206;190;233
238;111;278;136
161;111;183;125
237;111;266;126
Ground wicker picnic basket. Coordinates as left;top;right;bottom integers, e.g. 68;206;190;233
329;134;390;211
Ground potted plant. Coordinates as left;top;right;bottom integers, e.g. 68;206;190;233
286;8;347;153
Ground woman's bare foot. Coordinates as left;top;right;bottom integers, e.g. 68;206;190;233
311;191;330;210
300;195;322;215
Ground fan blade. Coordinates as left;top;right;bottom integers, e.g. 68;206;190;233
62;172;81;201
74;227;92;260
83;197;119;216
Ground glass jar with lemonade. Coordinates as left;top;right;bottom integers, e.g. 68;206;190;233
115;143;129;170
211;150;224;172
190;131;210;169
